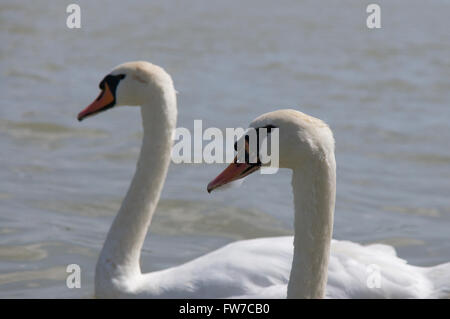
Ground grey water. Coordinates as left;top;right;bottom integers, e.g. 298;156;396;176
1;0;449;298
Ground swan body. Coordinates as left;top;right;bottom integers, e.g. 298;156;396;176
128;237;449;298
78;61;450;298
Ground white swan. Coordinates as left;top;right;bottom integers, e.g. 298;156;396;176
78;61;450;299
207;109;450;299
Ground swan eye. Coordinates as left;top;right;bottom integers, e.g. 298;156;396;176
259;124;276;133
98;74;126;91
234;125;278;163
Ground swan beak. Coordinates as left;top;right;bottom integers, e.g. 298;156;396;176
78;83;115;121
207;157;260;193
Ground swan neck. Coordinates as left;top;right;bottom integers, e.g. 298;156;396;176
96;97;176;288
287;153;336;299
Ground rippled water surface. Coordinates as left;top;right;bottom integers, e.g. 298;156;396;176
1;0;449;298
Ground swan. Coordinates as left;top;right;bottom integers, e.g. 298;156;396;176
206;109;450;298
77;61;450;298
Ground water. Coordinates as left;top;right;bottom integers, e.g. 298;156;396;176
1;0;449;298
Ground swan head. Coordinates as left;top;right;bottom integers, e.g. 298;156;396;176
78;61;175;121
207;109;335;192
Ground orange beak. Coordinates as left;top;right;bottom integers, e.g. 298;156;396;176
207;156;260;193
78;83;115;121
